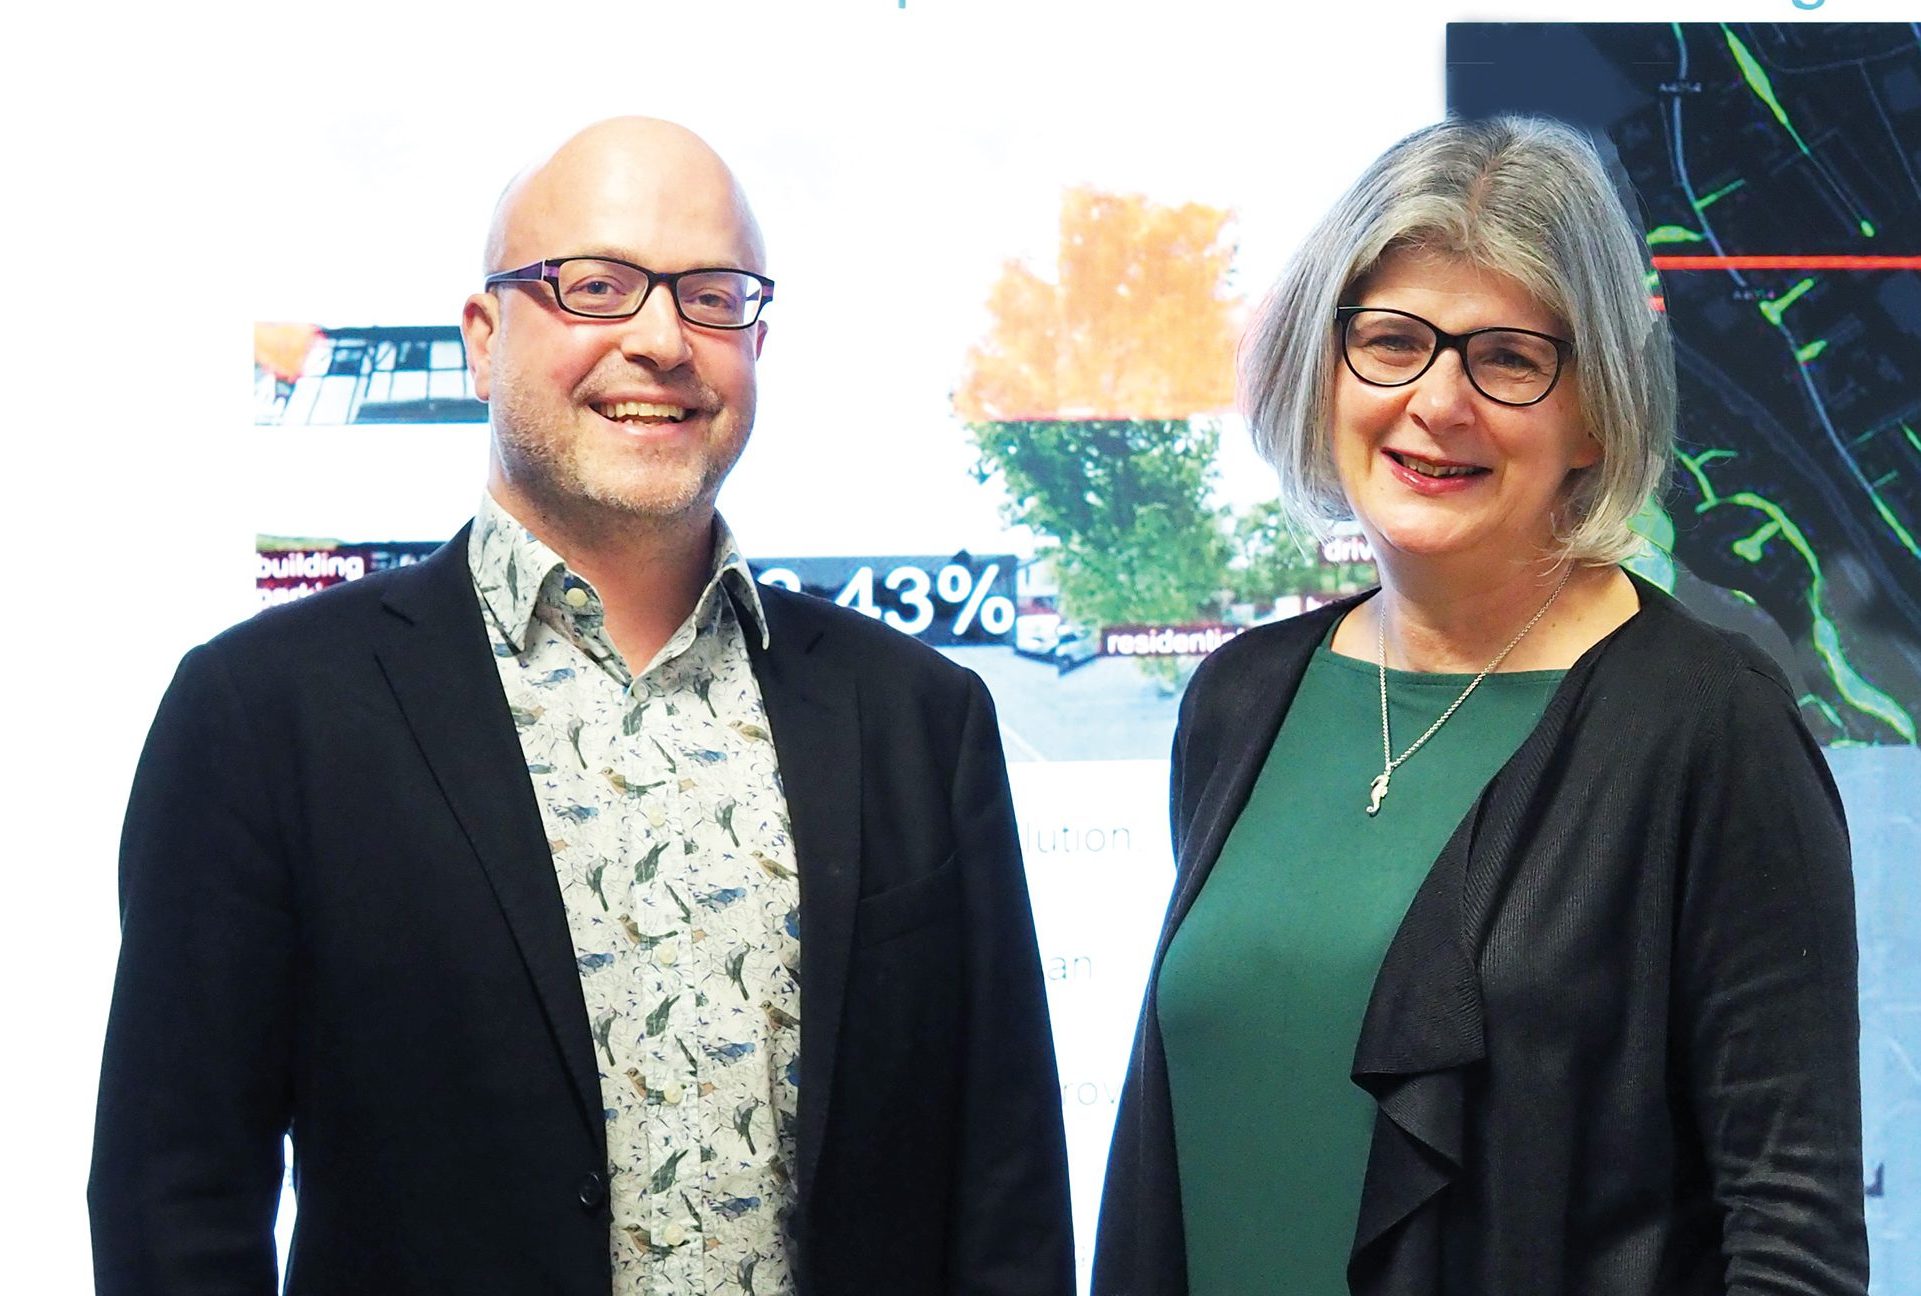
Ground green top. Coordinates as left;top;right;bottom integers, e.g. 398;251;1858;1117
1156;638;1562;1296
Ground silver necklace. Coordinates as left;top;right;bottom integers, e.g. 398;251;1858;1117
1365;563;1574;817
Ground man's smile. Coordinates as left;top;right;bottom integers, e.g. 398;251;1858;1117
592;398;689;424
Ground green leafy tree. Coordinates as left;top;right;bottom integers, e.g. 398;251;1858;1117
970;418;1229;633
1228;502;1375;609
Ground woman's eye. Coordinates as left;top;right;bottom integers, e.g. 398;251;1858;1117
1362;333;1424;355
1484;348;1544;374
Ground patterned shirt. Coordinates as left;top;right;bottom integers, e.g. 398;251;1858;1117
469;494;802;1296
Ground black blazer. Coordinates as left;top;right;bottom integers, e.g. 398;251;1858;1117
91;530;1074;1296
1093;576;1867;1296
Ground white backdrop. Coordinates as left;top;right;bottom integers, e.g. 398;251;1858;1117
5;0;1907;1288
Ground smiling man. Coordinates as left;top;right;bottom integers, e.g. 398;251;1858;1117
90;118;1073;1296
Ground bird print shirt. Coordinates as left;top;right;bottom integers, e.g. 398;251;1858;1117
469;494;802;1296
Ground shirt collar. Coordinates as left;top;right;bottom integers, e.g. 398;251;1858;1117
467;492;770;656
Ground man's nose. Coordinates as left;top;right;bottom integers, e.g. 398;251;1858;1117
615;283;694;369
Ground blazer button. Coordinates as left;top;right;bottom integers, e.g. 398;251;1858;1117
577;1171;608;1211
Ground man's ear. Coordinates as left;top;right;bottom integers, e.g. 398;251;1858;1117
753;319;767;360
461;292;501;402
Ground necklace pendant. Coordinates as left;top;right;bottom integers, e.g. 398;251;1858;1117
1366;771;1390;817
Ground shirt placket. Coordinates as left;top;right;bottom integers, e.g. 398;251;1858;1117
549;598;665;1290
638;655;708;1293
556;664;643;1291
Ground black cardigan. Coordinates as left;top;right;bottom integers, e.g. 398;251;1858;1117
1092;576;1868;1296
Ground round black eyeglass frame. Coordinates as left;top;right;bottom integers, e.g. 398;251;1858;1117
485;256;775;329
1334;306;1573;407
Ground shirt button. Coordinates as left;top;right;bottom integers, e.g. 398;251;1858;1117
564;586;589;608
661;1083;684;1105
577;1171;607;1210
656;944;678;966
661;1220;688;1247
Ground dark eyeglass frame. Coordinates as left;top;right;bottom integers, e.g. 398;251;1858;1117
1334;305;1573;407
484;256;775;329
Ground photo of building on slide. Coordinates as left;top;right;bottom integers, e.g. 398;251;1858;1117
254;323;485;427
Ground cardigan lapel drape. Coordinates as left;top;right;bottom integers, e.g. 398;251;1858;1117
1344;582;1643;1288
1162;598;1353;936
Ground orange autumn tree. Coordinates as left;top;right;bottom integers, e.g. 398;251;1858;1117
956;188;1239;420
956;188;1241;648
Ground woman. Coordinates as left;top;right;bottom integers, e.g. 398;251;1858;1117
1092;117;1867;1296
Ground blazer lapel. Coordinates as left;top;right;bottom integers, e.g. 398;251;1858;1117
742;588;862;1207
372;532;604;1150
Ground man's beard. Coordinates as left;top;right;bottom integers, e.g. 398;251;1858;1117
489;378;746;542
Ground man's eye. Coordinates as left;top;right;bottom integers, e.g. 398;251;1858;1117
576;278;620;297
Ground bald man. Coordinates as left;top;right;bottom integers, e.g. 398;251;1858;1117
90;119;1073;1296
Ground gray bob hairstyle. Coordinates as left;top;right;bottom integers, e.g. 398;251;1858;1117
1242;115;1674;565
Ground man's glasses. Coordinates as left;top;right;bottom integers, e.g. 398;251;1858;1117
485;256;775;329
1335;306;1572;407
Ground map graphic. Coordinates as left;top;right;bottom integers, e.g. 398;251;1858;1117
1451;23;1921;1288
1452;21;1920;744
